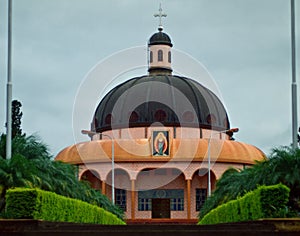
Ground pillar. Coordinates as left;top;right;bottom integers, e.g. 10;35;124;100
187;179;191;219
131;179;136;220
101;181;106;195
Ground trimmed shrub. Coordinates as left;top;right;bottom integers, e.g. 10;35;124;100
5;188;125;225
199;184;290;225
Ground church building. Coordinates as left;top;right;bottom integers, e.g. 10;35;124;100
56;7;265;223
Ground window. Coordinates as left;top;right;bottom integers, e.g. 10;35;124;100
138;189;184;211
150;51;153;63
105;114;113;125
182;111;195;122
94;117;98;128
168;51;171;63
138;191;152;211
129;111;139;122
154;109;167;122
206;113;216;125
138;198;152;211
196;188;207;211
223;118;229;127
158;50;163;61
171;198;184;211
115;189;127;211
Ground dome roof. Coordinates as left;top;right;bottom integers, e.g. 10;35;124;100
92;75;230;133
148;29;173;47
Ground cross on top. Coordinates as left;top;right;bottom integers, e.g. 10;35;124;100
154;3;167;31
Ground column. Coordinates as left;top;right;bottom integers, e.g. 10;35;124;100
186;179;191;219
101;181;106;195
131;179;136;220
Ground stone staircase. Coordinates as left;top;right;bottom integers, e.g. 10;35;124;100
1;219;300;236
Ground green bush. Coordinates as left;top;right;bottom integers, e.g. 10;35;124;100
199;184;290;225
5;188;125;225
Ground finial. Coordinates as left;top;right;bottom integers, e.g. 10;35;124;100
154;3;167;31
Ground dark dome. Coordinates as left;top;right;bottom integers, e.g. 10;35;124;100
148;30;173;47
92;75;230;132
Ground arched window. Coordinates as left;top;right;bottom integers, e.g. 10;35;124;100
158;50;163;61
105;114;113;125
150;51;153;63
94;117;98;128
129;111;139;122
154;109;167;122
168;51;171;63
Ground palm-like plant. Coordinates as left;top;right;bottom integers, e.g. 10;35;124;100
200;146;300;218
0;133;124;219
0;154;40;213
268;147;300;214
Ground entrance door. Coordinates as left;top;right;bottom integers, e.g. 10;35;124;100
152;198;170;218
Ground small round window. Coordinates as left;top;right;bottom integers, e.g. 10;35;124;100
182;111;194;122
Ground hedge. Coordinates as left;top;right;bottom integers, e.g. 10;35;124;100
5;188;126;225
198;184;290;225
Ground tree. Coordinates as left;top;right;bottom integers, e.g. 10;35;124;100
200;146;300;218
11;100;24;139
0;133;124;219
0;154;40;213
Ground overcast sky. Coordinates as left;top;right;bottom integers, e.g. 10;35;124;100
0;0;299;157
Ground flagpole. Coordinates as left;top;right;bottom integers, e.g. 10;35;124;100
291;0;298;149
6;0;13;159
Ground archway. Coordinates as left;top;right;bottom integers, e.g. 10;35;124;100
191;168;216;217
106;168;131;214
136;168;186;219
80;169;101;190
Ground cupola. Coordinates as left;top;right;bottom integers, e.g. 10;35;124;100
148;5;173;75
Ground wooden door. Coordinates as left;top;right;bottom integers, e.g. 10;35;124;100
152;198;170;218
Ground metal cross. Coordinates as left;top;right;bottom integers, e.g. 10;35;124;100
154;3;167;29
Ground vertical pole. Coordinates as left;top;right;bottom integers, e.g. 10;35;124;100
207;136;211;196
205;129;237;197
291;0;298;149
6;0;13;160
111;139;115;204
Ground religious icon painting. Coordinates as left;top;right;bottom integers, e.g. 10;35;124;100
152;131;169;156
